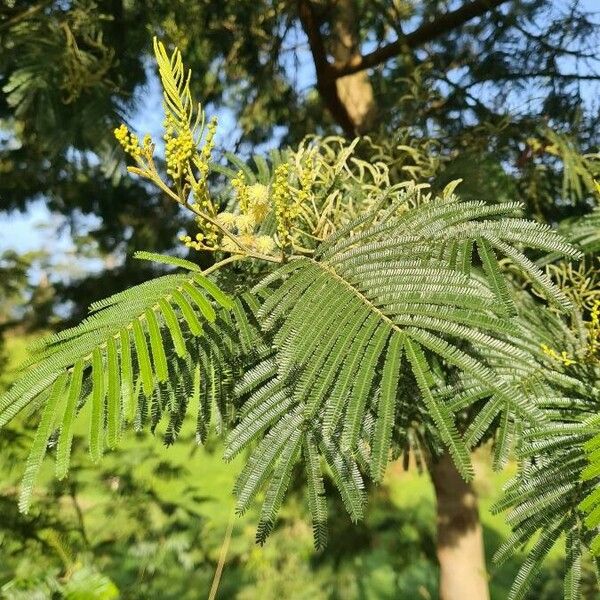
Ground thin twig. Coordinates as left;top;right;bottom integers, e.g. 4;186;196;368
208;507;236;600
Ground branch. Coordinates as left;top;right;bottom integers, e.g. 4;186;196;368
468;71;600;84
332;0;511;77
296;0;356;135
0;0;51;32
510;20;600;61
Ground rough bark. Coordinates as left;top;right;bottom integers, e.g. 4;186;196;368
429;452;490;600
297;0;357;135
297;0;376;135
329;0;377;133
331;0;510;76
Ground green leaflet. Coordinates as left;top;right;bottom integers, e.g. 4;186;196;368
492;401;513;470
304;434;328;550
232;297;256;355
106;336;121;449
158;298;187;357
90;347;105;462
234;407;304;514
341;326;389;450
119;328;134;412
145;308;169;382
371;335;403;482
322;315;380;433
489;236;574;311
224;387;294;460
256;426;303;544
0;372;62;428
404;337;473;480
304;305;369;418
564;527;582;600
476;237;516;315
171;288;204;335
192;273;235;309
320;437;365;522
134;250;203;273
56;360;84;479
19;373;68;513
133;319;154;397
182;281;216;322
291;290;360;402
465;394;504;448
508;518;566;600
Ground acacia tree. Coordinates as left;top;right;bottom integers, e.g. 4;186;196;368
1;42;599;599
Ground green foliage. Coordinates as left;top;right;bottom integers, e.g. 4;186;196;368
225;191;580;549
0;255;234;513
3;0;600;331
562;207;600;255
459;292;600;600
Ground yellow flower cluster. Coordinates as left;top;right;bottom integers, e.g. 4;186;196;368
184;118;220;249
272;163;294;249
297;152;314;206
247;183;270;223
232;171;250;214
164;114;195;179
222;172;274;254
216;211;237;231
196;117;217;185
114;124;141;158
220;233;275;254
179;233;207;251
213;209;276;256
540;343;576;367
190;118;218;231
194;217;219;249
254;235;276;254
236;214;254;234
232;174;271;224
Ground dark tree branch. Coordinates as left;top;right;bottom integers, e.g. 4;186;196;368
468;71;600;84
0;0;51;32
296;0;356;135
332;0;511;77
509;20;600;61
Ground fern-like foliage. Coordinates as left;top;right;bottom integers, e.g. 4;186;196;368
2;252;234;513
563;206;600;255
467;293;600;600
223;192;580;547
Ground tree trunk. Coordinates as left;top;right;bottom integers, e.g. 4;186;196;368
429;452;490;600
330;0;377;134
297;0;376;135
